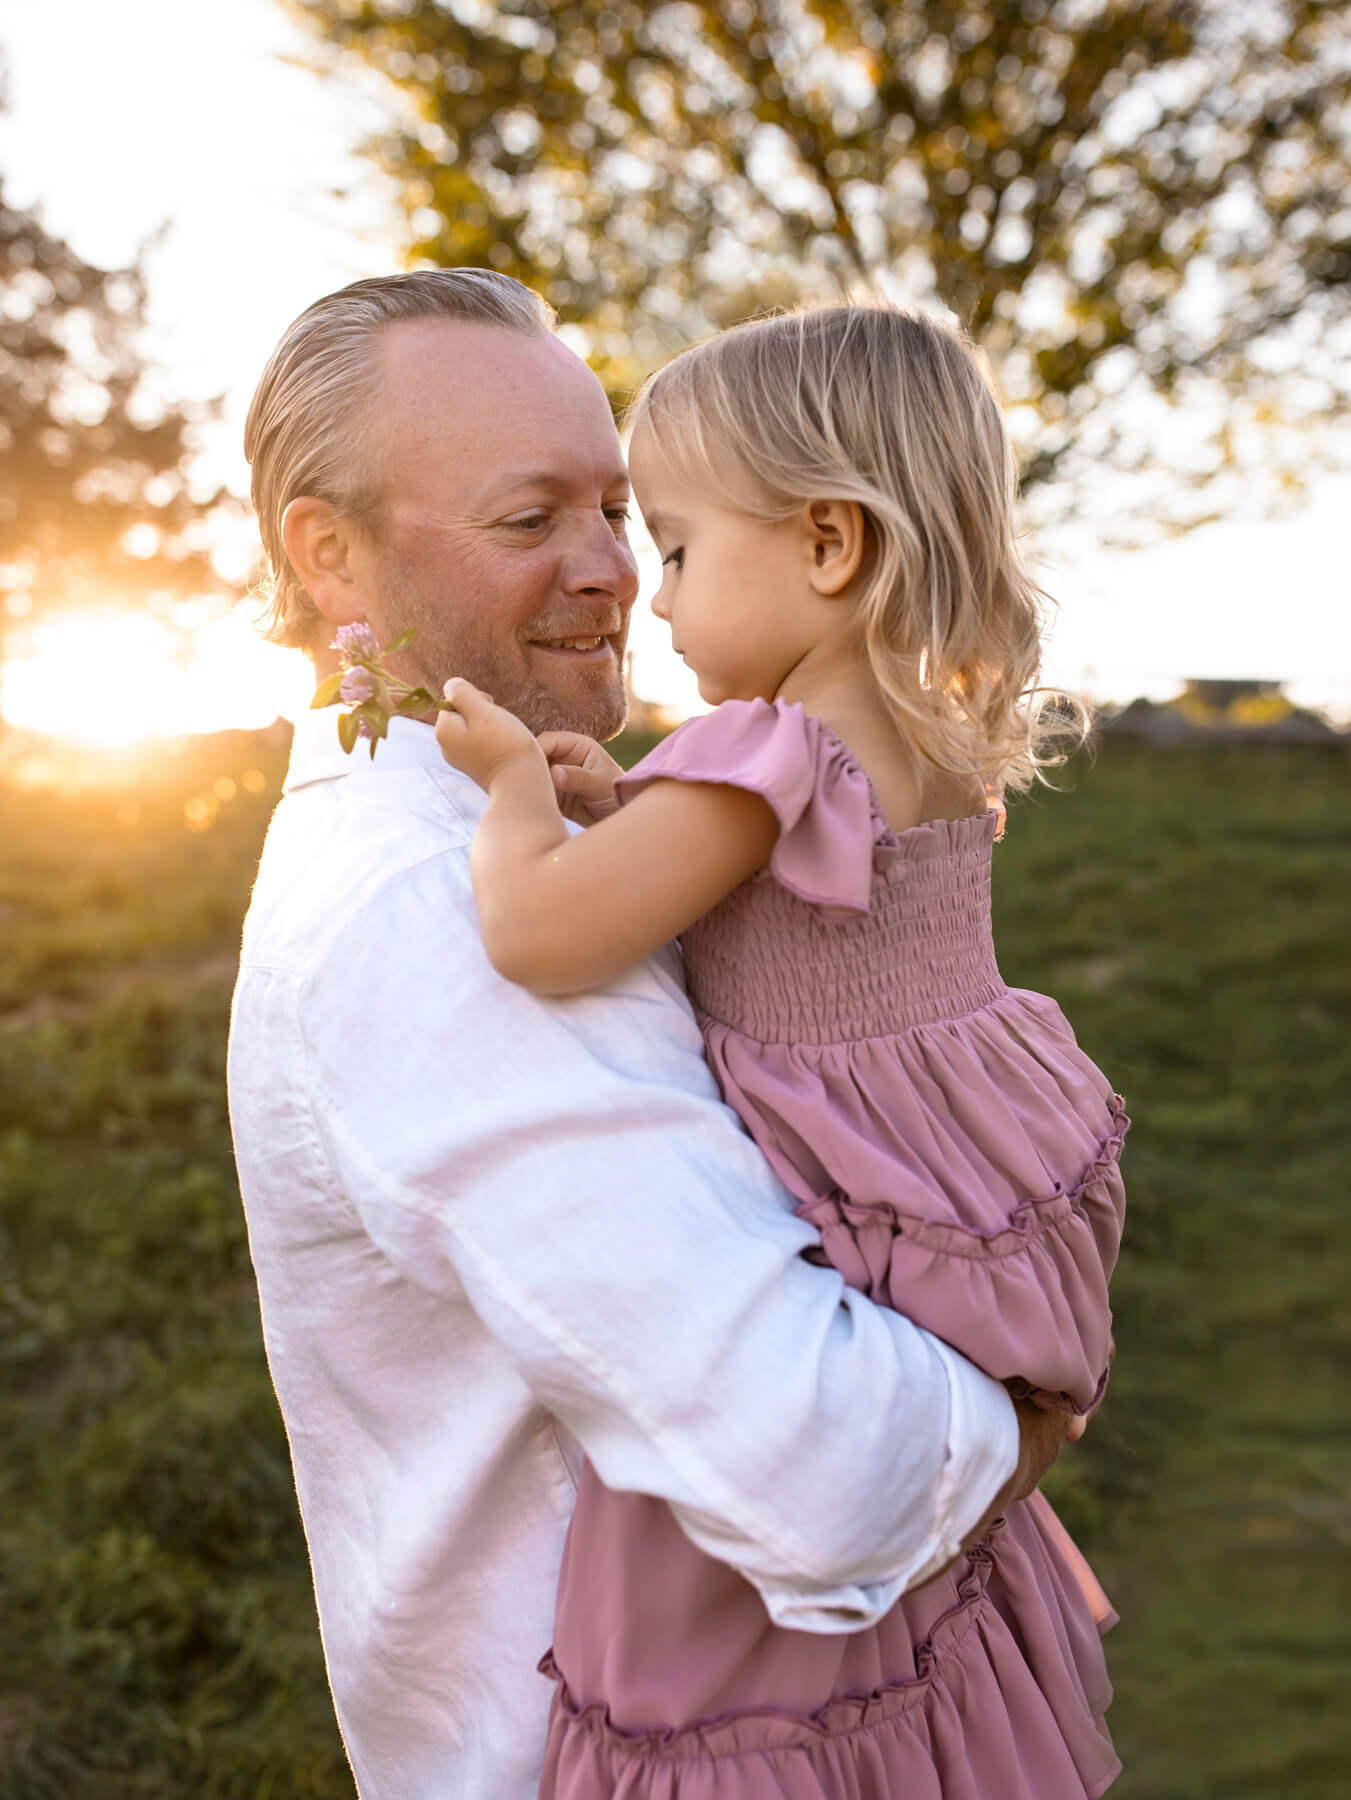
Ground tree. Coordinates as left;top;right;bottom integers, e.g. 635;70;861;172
294;0;1351;525
0;179;228;636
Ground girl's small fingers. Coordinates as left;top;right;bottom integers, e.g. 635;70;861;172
539;729;601;766
542;747;590;773
552;762;610;793
442;676;490;715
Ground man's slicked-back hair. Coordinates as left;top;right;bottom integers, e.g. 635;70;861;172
245;269;555;649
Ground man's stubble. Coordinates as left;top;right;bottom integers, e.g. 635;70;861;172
372;550;630;742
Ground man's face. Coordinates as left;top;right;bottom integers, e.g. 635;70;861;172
353;319;639;738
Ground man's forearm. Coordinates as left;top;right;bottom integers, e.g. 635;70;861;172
671;1331;1019;1632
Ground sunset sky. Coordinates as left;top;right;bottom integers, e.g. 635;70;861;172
1;0;1348;740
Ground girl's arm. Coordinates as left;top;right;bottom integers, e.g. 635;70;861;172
436;679;778;995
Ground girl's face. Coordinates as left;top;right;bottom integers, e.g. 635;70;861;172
628;428;821;707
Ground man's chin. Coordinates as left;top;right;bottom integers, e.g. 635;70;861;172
515;677;628;741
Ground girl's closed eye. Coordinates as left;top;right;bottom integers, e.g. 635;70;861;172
661;547;684;570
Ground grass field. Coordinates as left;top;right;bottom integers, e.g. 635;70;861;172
1;730;1347;1798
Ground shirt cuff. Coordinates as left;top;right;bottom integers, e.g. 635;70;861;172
915;1338;1020;1584
748;1346;1019;1635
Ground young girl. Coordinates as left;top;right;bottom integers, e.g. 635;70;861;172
434;304;1126;1799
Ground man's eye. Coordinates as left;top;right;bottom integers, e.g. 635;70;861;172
506;514;550;531
661;547;684;569
604;507;630;528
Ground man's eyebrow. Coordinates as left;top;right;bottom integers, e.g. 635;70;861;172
482;469;630;500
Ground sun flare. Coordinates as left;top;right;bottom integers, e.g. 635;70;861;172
0;605;314;746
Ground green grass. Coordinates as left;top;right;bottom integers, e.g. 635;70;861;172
1002;746;1351;1800
0;733;1347;1797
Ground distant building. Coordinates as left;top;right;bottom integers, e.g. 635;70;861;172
1098;680;1343;745
1096;698;1201;745
1182;678;1286;712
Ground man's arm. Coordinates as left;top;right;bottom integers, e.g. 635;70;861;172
302;846;1022;1629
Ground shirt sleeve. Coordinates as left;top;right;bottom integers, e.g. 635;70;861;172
300;842;1017;1630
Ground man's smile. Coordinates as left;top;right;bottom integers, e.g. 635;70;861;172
527;628;621;663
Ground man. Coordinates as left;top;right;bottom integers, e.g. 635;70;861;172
229;269;1069;1800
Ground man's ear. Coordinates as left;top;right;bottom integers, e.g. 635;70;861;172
801;499;867;597
280;497;370;627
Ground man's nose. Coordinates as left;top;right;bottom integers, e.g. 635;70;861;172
562;511;640;605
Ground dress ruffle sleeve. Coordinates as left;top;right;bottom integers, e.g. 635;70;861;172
614;699;878;913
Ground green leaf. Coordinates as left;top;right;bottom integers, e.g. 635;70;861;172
336;709;360;754
311;673;344;709
296;0;1348;529
396;687;436;712
383;627;417;654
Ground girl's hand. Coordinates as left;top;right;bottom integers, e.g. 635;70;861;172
538;730;624;825
435;678;544;791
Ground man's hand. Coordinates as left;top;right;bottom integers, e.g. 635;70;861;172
538;730;624;825
994;1392;1081;1514
435;678;545;792
930;1389;1090;1586
953;1334;1116;1566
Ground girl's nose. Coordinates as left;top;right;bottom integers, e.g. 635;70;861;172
650;584;671;623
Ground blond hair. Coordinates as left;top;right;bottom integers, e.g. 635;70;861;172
245;269;555;650
627;303;1082;789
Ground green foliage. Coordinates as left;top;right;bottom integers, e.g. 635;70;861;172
294;0;1351;503
0;175;228;628
1;735;1348;1795
0;741;351;1798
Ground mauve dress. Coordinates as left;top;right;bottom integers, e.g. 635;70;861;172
538;698;1127;1800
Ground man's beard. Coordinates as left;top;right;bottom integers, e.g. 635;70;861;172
375;566;629;741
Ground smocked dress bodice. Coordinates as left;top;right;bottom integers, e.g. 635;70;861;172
681;807;1006;1043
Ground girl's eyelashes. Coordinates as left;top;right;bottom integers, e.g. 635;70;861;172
661;547;684;570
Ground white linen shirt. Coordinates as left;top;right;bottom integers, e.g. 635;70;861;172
227;711;1018;1800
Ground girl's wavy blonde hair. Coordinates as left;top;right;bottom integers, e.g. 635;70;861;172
627;303;1083;790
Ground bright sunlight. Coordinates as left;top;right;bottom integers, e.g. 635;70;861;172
0;604;314;745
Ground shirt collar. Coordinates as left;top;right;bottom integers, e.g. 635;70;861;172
284;708;467;795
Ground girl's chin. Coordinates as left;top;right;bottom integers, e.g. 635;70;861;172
695;678;775;708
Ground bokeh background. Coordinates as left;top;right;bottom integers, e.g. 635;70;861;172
1;3;1348;1795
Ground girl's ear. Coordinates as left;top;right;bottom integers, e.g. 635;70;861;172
801;499;867;597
